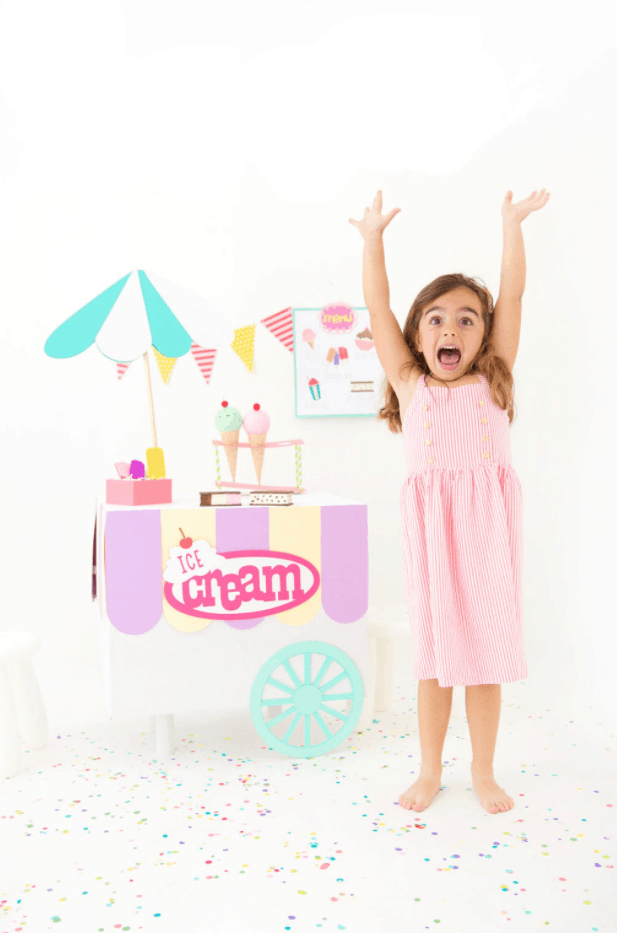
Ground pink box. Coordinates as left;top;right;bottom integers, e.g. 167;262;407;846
106;479;173;506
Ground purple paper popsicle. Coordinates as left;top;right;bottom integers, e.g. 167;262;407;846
129;459;145;479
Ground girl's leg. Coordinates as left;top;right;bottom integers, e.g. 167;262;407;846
398;678;452;811
465;684;514;813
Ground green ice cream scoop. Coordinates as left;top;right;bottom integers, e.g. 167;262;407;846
216;401;243;432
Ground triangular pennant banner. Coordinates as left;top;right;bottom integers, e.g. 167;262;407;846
116;362;130;381
152;346;177;384
261;307;294;352
231;325;256;372
191;344;217;384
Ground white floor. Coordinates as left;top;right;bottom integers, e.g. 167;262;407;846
1;636;615;933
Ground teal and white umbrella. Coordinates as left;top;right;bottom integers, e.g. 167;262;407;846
44;269;232;361
45;270;233;450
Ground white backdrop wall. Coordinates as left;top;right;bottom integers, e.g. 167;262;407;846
1;3;615;725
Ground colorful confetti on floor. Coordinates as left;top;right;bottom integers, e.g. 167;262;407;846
1;651;614;932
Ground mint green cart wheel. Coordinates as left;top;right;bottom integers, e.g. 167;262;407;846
250;640;364;758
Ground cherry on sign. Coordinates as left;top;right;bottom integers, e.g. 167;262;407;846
179;528;193;549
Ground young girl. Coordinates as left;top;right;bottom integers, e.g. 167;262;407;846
349;188;550;815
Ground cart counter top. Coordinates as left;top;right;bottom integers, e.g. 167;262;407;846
99;491;365;511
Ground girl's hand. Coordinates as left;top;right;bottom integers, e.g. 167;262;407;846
349;190;401;240
502;188;550;224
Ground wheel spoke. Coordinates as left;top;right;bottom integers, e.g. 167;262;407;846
266;676;295;695
320;703;348;723
267;706;296;730
304;652;311;685
284;710;303;742
320;670;347;693
312;710;332;740
304;713;311;747
282;659;302;689
312;656;332;687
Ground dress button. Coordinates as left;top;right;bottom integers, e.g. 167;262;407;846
424;404;428;410
481;418;488;424
479;400;485;406
425;439;431;445
428;458;435;464
424;422;430;429
483;435;489;441
483;452;489;458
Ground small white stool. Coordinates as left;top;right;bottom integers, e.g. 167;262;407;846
0;632;48;779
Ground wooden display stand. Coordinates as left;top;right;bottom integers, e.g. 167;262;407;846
212;438;305;493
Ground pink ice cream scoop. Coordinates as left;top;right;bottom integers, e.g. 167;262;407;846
243;403;271;485
243;402;271;435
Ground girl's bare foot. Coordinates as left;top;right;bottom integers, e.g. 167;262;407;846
398;767;443;811
471;763;514;813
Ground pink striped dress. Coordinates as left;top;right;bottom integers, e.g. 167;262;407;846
400;372;527;686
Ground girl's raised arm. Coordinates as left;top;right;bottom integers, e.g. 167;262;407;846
349;191;417;397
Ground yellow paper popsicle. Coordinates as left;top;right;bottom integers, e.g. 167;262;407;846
146;446;166;479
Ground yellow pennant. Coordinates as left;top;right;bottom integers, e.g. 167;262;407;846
231;324;256;372
153;347;177;384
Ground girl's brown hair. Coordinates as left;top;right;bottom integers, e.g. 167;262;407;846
378;272;516;432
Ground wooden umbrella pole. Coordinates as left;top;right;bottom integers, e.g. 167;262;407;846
143;350;158;448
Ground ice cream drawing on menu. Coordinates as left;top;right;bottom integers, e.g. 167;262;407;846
216;400;243;481
355;327;374;350
243;403;271;485
302;327;316;350
338;346;349;365
308;377;321;400
350;380;375;393
326;347;336;364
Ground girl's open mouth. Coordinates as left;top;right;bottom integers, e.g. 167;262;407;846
437;347;462;371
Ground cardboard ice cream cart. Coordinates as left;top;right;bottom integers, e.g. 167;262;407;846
46;272;370;757
93;493;369;757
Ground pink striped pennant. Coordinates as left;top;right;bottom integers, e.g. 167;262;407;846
261;307;294;352
191;344;217;383
116;362;130;381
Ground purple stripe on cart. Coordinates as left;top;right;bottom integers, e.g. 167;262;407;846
215;507;270;629
321;505;368;623
106;510;162;635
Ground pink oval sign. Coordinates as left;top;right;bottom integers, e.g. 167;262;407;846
163;548;320;621
318;303;357;334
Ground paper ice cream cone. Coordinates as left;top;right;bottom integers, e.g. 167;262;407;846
221;430;240;481
308;339;315;350
248;433;267;484
243;403;271;485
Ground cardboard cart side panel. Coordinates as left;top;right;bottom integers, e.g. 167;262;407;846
98;500;368;720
